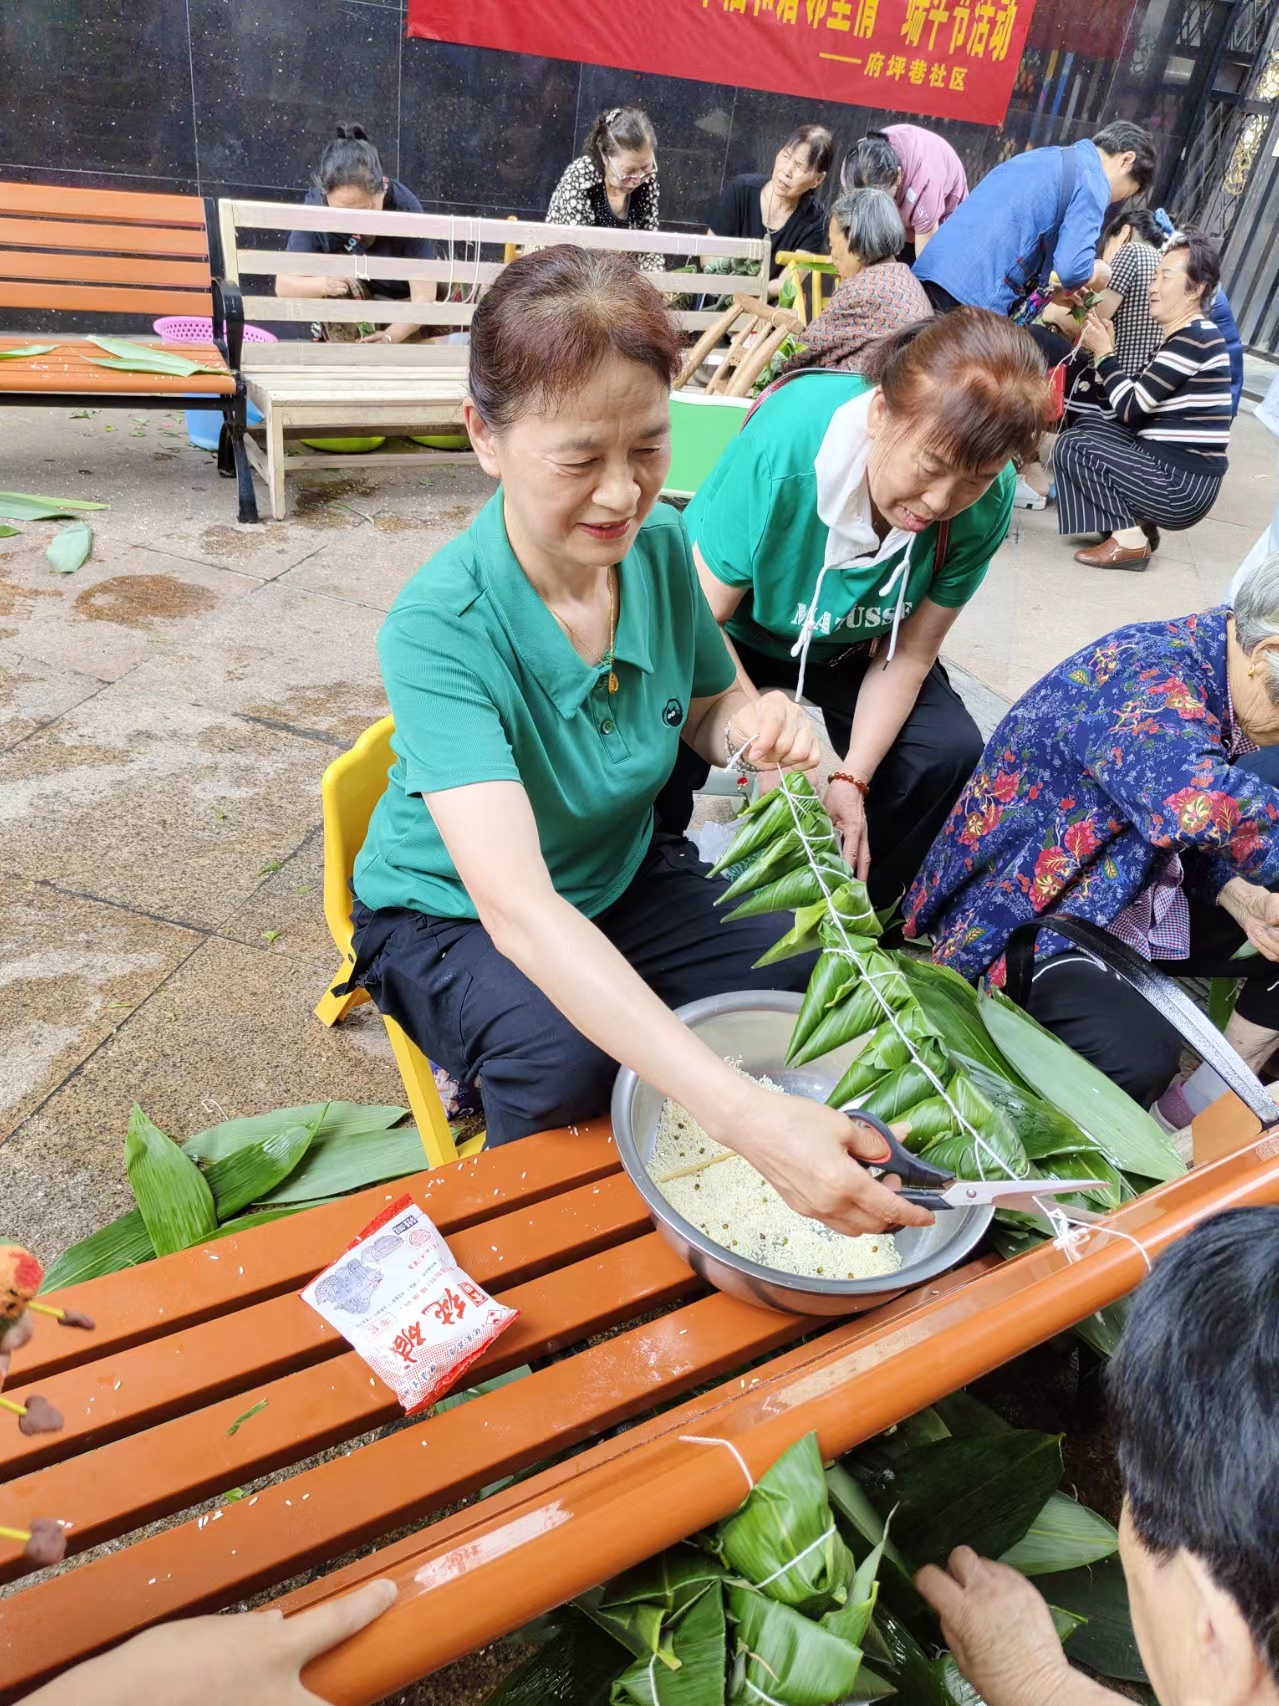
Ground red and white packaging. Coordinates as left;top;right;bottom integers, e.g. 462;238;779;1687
301;1194;518;1414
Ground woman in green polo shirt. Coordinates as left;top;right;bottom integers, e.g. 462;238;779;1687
656;309;1049;914
348;246;929;1241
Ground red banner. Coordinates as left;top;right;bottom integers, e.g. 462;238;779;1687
407;0;1035;127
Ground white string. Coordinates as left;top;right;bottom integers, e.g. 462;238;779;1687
776;777;1016;1184
753;1522;836;1587
680;1433;754;1495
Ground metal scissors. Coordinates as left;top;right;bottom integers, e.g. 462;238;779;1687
842;1108;1109;1212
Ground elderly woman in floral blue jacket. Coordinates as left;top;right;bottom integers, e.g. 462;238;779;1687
906;557;1279;1107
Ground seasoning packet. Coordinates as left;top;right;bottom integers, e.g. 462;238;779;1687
301;1194;517;1413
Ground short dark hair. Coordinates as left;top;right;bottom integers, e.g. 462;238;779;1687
844;132;901;192
586;106;657;175
782;124;835;179
316;122;383;197
1165;227;1222;307
1092;121;1158;193
468;244;682;430
857;307;1048;470
1101;206;1164;249
1108;1207;1279;1682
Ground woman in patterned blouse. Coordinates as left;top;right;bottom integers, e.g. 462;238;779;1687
906;555;1279;1107
786;187;933;376
546;107;662;273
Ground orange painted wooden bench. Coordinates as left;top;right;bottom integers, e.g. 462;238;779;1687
0;181;257;522
2;1110;1277;1705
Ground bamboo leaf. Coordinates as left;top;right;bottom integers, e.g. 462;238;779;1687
722;861;847;921
896;957;1017;1080
201;1123;313;1220
183;1101;405;1163
125;1104;217;1257
0;344;58;359
46;520;92;574
978;987;1184;1183
612;1585;726;1705
718;1434;854;1616
86;334;223;375
39;1207;155;1292
482;1611;623;1705
1033;1559;1147;1682
851;1430;1063;1568
999;1493;1119;1576
728;1586;864;1706
752;898;828;968
0;490;108;521
252;1121;429;1204
954;1056;1095;1160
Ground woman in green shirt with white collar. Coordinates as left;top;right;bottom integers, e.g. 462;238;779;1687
349;246;928;1241
657;310;1049;914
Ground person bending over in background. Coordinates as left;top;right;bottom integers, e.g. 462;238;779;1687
1060;230;1231;569
786;187;932;375
708;124;833;297
845;125;968;258
275;123;438;344
547;107;662;273
919;1206;1279;1706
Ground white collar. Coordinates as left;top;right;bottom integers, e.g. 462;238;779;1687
812;387;914;573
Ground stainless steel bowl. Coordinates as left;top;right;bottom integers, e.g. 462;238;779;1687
612;990;993;1316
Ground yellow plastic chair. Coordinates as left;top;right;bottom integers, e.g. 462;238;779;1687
315;715;486;1168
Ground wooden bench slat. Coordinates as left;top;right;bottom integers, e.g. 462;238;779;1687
0;250;212;288
281;1257;996;1632
2;1172;651;1475
16;1128;618;1384
0;183;206;226
0;339;232;397
0;1287;802;1693
0;1231;696;1579
0;216;209;257
0;281;213;317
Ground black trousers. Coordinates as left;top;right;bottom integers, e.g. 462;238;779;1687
349;835;818;1147
653;645;983;915
1027;744;1279;1106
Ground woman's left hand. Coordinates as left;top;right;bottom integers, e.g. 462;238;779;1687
826;777;871;879
728;691;821;775
1077;311;1114;359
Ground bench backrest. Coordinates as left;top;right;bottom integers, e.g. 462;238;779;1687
0;182;214;322
217;198;769;345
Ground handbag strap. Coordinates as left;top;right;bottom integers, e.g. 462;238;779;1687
1004;916;1279;1125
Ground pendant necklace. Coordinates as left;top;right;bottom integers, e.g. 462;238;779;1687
549;567;618;693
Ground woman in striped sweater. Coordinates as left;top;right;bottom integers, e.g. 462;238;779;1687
1054;230;1231;569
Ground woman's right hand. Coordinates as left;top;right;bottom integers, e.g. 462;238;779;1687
722;1089;934;1236
1220;877;1279;961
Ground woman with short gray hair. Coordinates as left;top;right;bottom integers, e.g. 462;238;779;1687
786;187;932;374
908;555;1279;1111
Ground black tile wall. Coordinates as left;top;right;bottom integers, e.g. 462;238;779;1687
1;0;197;180
0;0;1218;234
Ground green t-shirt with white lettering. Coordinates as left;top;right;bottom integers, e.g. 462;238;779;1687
684;371;1014;662
354;494;736;921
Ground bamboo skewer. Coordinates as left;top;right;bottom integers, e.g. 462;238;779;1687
656;1149;742;1186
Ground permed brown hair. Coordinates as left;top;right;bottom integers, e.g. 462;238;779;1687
468;245;683;430
859;307;1050;470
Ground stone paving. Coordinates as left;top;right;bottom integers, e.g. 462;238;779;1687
0;391;1275;1701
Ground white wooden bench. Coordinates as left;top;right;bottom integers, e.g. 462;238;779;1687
216;199;769;519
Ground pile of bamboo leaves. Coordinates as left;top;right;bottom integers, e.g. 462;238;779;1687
710;775;1185;1233
485;1391;1143;1705
38;1101;433;1292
